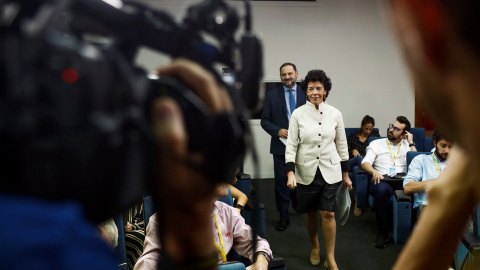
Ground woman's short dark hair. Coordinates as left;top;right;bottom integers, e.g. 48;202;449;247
301;69;332;101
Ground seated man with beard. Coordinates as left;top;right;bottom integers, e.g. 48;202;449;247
403;128;453;217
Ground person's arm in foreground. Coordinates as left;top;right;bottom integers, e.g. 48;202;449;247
152;59;233;269
393;148;480;270
228;184;248;214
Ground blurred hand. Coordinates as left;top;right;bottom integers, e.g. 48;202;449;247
232;176;238;185
152;58;233;261
372;170;384;185
124;222;133;233
287;172;297;190
352;149;360;157
405;131;414;144
343;175;353;190
278;128;288;138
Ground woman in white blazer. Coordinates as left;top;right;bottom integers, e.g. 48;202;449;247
285;70;352;270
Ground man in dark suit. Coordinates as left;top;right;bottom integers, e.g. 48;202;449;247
261;62;306;231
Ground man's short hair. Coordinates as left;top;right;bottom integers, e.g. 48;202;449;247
432;127;453;143
279;62;297;73
396;116;411;133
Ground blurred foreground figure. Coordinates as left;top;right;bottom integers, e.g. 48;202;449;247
388;0;480;269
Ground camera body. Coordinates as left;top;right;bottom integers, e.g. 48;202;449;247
0;0;262;222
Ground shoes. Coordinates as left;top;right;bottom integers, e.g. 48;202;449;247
310;249;320;266
324;261;330;270
373;231;391;248
276;218;289;231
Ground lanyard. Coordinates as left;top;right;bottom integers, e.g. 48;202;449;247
386;139;401;165
213;214;227;262
432;154;441;175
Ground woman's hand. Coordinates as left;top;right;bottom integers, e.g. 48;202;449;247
352;149;360;157
287;172;297;190
343;175;353;190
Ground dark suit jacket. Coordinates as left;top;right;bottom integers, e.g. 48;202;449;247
261;86;306;155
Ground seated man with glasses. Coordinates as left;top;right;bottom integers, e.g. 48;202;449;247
361;116;417;248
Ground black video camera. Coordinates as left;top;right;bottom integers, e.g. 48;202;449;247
0;0;263;222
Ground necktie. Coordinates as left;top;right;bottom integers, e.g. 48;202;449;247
288;89;296;115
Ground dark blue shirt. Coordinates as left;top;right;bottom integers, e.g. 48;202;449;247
0;193;118;270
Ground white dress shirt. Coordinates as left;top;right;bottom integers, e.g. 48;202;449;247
362;138;410;175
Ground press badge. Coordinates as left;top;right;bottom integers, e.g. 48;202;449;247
388;167;396;177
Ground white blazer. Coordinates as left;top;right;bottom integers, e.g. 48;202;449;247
285;101;349;185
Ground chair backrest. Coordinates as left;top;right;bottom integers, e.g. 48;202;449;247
345;128;359;138
143;196;155;228
218;188;233;206
424;137;434;152
113;214;127;266
367;137;385;144
409;128;426;151
406;151;432;170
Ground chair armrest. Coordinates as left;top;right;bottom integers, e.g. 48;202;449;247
245;201;264;211
394;190;411;203
356;168;367;174
268;257;285;269
218;262;246;270
460;232;480;251
237;173;251;180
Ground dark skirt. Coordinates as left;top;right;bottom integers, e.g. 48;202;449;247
292;168;341;213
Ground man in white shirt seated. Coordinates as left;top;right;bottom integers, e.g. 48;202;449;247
361;116;417;248
403;128;452;216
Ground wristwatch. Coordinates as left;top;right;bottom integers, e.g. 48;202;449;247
256;251;271;262
409;142;416;147
234;204;244;212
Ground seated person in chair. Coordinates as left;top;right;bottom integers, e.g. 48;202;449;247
134;182;272;270
347;114;381;216
403;128;452;217
361;116;417;248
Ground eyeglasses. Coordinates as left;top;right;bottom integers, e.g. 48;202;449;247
388;124;402;132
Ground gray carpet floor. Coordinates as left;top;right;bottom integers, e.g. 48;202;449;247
256;178;404;270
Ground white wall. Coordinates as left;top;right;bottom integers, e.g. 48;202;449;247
134;0;414;178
